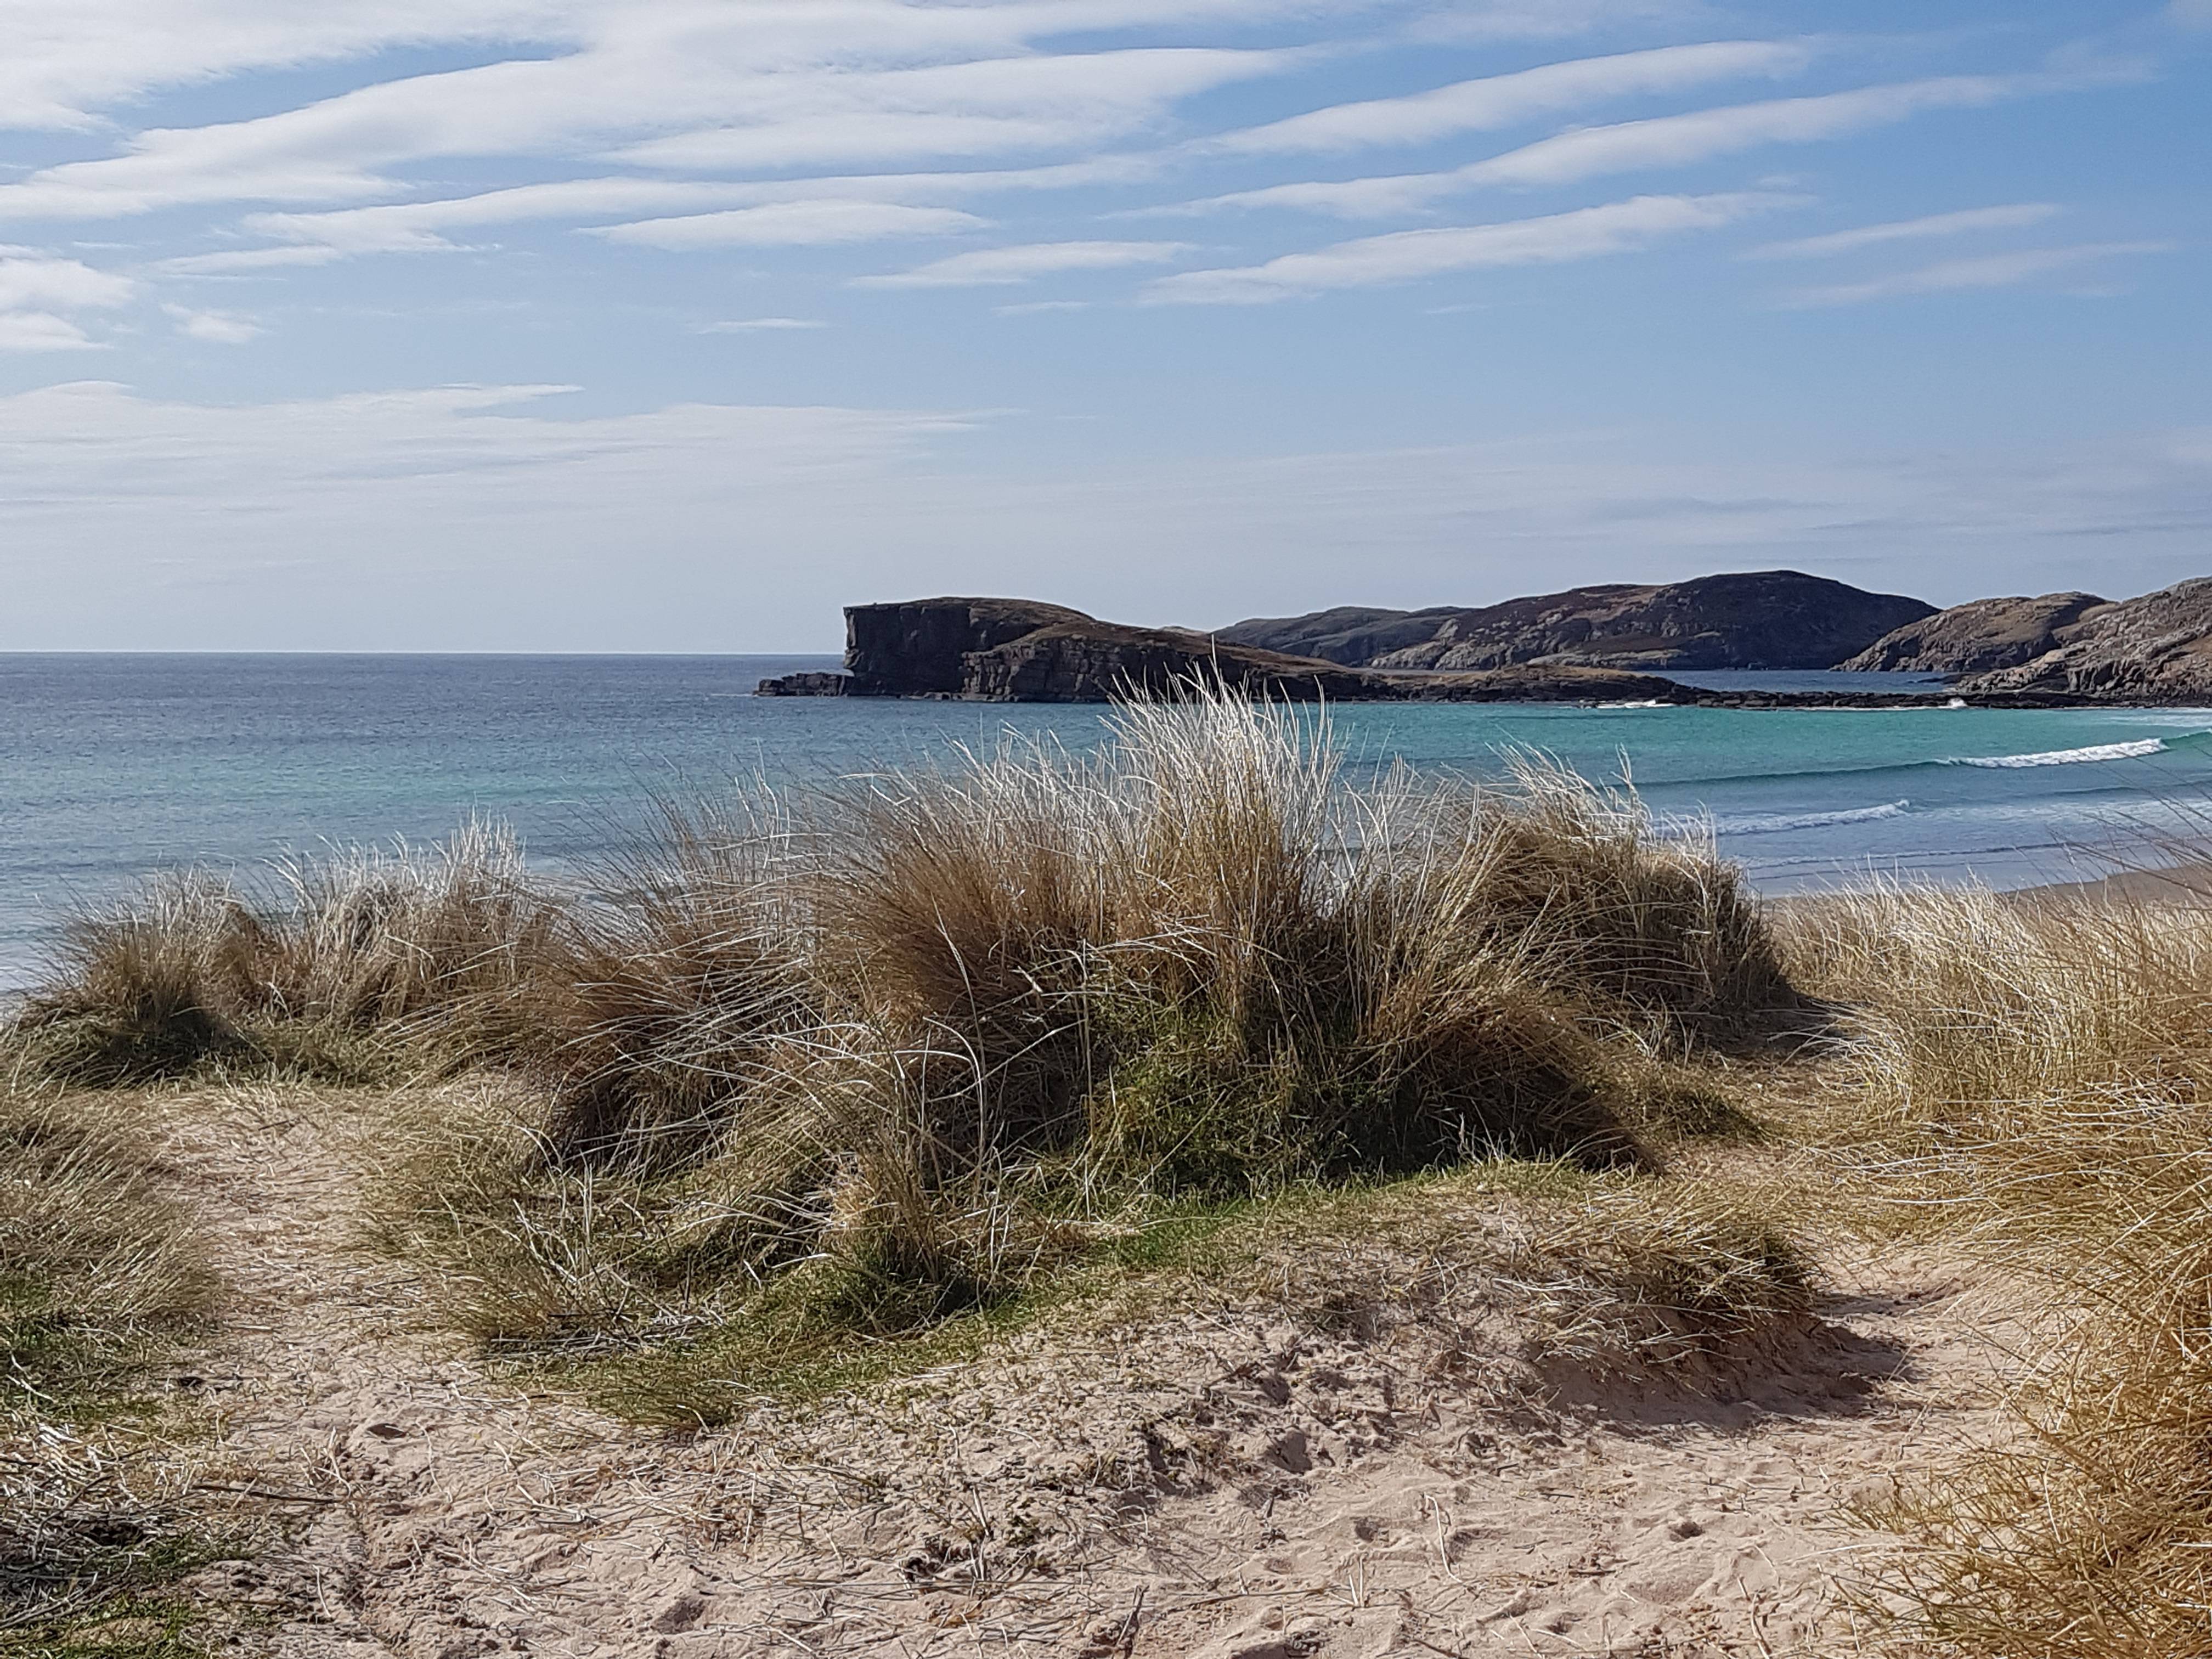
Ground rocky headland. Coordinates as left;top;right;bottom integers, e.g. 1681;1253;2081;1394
758;597;1699;704
758;577;2212;707
1841;591;2113;674
1836;579;2212;703
1218;571;1934;672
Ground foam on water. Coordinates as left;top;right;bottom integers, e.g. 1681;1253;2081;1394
1947;735;2187;769
1713;799;1912;837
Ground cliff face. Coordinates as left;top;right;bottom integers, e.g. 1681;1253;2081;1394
843;597;1092;695
1959;580;2212;703
1840;592;2112;674
1221;572;1934;671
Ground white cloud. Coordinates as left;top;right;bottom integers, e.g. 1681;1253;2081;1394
703;317;827;332
0;312;101;351
238;158;1163;258
1180;75;2036;218
855;239;1192;288
1211;40;1808;155
160;244;346;273
1785;241;2170;307
1147;191;1783;304
593;201;986;250
997;299;1093;314
163;303;262;342
0;249;132;351
0;249;134;311
0;2;593;131
0;21;1304;223
616;47;1297;171
1409;1;1720;43
1750;202;2061;260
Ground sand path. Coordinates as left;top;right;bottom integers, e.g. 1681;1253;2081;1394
157;1083;2006;1657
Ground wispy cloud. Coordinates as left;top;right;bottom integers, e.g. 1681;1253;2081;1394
0;247;132;351
702;317;829;332
0;312;101;351
1210;40;1807;155
856;239;1192;288
160;244;346;274
593;202;985;250
616;48;1297;172
1147;191;1784;304
0;26;1300;223
1409;1;1724;43
237;160;1159;259
1784;241;2170;307
1750;202;2061;260
1176;75;2043;218
0;248;133;311
163;303;262;343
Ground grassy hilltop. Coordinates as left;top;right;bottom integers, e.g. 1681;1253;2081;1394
3;689;2207;1656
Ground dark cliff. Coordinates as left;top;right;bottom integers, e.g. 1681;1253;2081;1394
1840;592;2112;674
1221;572;1935;671
843;597;1093;696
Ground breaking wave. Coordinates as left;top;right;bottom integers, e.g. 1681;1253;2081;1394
1714;800;1911;837
1945;736;2186;769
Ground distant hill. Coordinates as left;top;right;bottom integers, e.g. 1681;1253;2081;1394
1841;592;2112;674
1218;571;1935;671
756;596;1706;704
1954;579;2212;703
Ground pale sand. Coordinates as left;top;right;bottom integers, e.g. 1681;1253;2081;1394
154;1083;2013;1658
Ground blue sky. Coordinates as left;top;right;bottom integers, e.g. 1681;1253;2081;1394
0;0;2205;650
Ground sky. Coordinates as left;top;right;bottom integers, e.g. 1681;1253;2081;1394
0;0;2205;651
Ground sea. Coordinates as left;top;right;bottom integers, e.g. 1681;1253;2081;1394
8;652;2212;990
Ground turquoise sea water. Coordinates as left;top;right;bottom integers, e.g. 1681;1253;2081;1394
7;652;2212;988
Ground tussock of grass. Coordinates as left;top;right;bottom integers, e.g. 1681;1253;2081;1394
0;1082;247;1652
0;1087;208;1405
16;821;556;1086
349;690;1801;1377
1785;884;2212;1656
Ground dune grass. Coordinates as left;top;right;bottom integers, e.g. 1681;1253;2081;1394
334;690;1812;1420
0;1079;254;1655
1779;884;2212;1657
15;821;557;1087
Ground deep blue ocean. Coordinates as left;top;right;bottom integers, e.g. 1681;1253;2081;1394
8;653;2212;989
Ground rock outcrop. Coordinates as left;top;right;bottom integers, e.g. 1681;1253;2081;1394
1840;592;2112;674
1958;579;2212;704
1221;572;1934;671
756;597;1709;704
757;588;2204;708
843;597;1094;696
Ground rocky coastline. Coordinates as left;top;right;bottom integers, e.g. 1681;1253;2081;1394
755;589;2209;708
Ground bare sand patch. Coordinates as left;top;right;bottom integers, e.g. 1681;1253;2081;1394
141;1081;2012;1658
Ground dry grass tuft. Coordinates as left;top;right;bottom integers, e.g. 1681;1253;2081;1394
16;821;558;1085
356;688;1803;1384
0;1080;246;1649
1784;883;2212;1656
26;686;1810;1435
1508;1184;1816;1378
